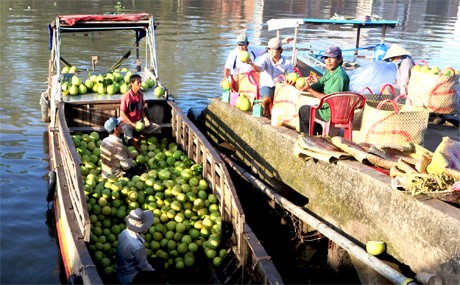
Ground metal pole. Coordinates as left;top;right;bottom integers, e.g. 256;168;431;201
219;152;416;285
292;26;298;66
355;26;361;55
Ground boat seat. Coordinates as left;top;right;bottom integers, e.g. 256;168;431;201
309;92;366;140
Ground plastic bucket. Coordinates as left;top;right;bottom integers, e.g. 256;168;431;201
222;90;230;103
230;92;239;106
271;108;283;126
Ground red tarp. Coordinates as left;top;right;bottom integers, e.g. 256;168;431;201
59;13;151;26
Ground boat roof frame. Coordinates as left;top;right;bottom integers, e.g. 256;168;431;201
50;13;159;80
267;17;399;65
55;13;157;32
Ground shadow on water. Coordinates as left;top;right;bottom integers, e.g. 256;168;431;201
45;206;68;284
188;107;367;283
226;165;362;284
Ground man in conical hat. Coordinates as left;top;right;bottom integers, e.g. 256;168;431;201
383;44;415;95
116;208;164;284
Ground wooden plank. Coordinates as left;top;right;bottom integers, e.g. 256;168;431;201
244;224;283;284
57;103;91;241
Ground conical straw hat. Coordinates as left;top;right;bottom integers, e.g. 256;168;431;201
382;44;411;60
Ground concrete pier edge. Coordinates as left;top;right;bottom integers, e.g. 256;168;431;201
202;98;460;284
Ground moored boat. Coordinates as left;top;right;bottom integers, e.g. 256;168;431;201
42;14;281;284
266;17;399;76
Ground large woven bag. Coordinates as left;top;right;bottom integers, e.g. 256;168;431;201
354;95;430;147
272;81;301;130
353;84;397;131
407;62;459;114
238;69;260;105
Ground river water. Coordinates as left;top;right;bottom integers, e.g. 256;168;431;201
0;0;459;283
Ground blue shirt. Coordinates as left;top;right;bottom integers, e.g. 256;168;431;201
255;53;294;88
116;229;154;284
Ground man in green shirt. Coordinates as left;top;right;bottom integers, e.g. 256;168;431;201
298;46;350;134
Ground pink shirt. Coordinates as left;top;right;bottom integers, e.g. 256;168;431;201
120;89;144;122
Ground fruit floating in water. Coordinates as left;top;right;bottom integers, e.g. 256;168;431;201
366;241;386;256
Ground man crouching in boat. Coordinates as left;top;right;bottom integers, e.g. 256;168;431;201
116;208;164;284
297;46;350;134
120;74;161;153
100;117;146;179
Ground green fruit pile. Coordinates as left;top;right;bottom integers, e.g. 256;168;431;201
411;64;460;77
72;133;227;277
61;66;156;96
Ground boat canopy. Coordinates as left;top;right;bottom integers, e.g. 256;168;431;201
48;13;159;83
56;13;157;32
267;17;399;66
302;18;398;28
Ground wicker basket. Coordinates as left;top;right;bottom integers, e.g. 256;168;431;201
422;190;460;205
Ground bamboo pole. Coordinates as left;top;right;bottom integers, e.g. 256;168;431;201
219;152;416;285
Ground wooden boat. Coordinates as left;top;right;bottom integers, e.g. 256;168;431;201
42;14;281;284
266;17;399;76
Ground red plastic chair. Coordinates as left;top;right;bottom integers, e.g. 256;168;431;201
309;92;366;140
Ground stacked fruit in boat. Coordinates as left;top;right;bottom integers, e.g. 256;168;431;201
72;133;228;276
60;66;156;96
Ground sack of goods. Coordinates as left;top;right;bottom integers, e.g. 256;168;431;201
237;70;260;106
272;82;302;130
354;95;430;147
407;62;459;114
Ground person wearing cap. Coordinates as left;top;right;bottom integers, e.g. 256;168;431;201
100;117;146;179
382;44;415;95
116;208;162;284
120;74;161;153
223;34;267;91
297;46;350;134
224;34;293;91
247;37;294;116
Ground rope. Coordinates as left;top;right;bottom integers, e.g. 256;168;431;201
78;264;97;273
251;255;272;270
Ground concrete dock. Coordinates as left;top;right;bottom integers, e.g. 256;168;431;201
201;98;460;284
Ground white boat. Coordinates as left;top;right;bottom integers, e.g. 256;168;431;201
266;17;399;76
